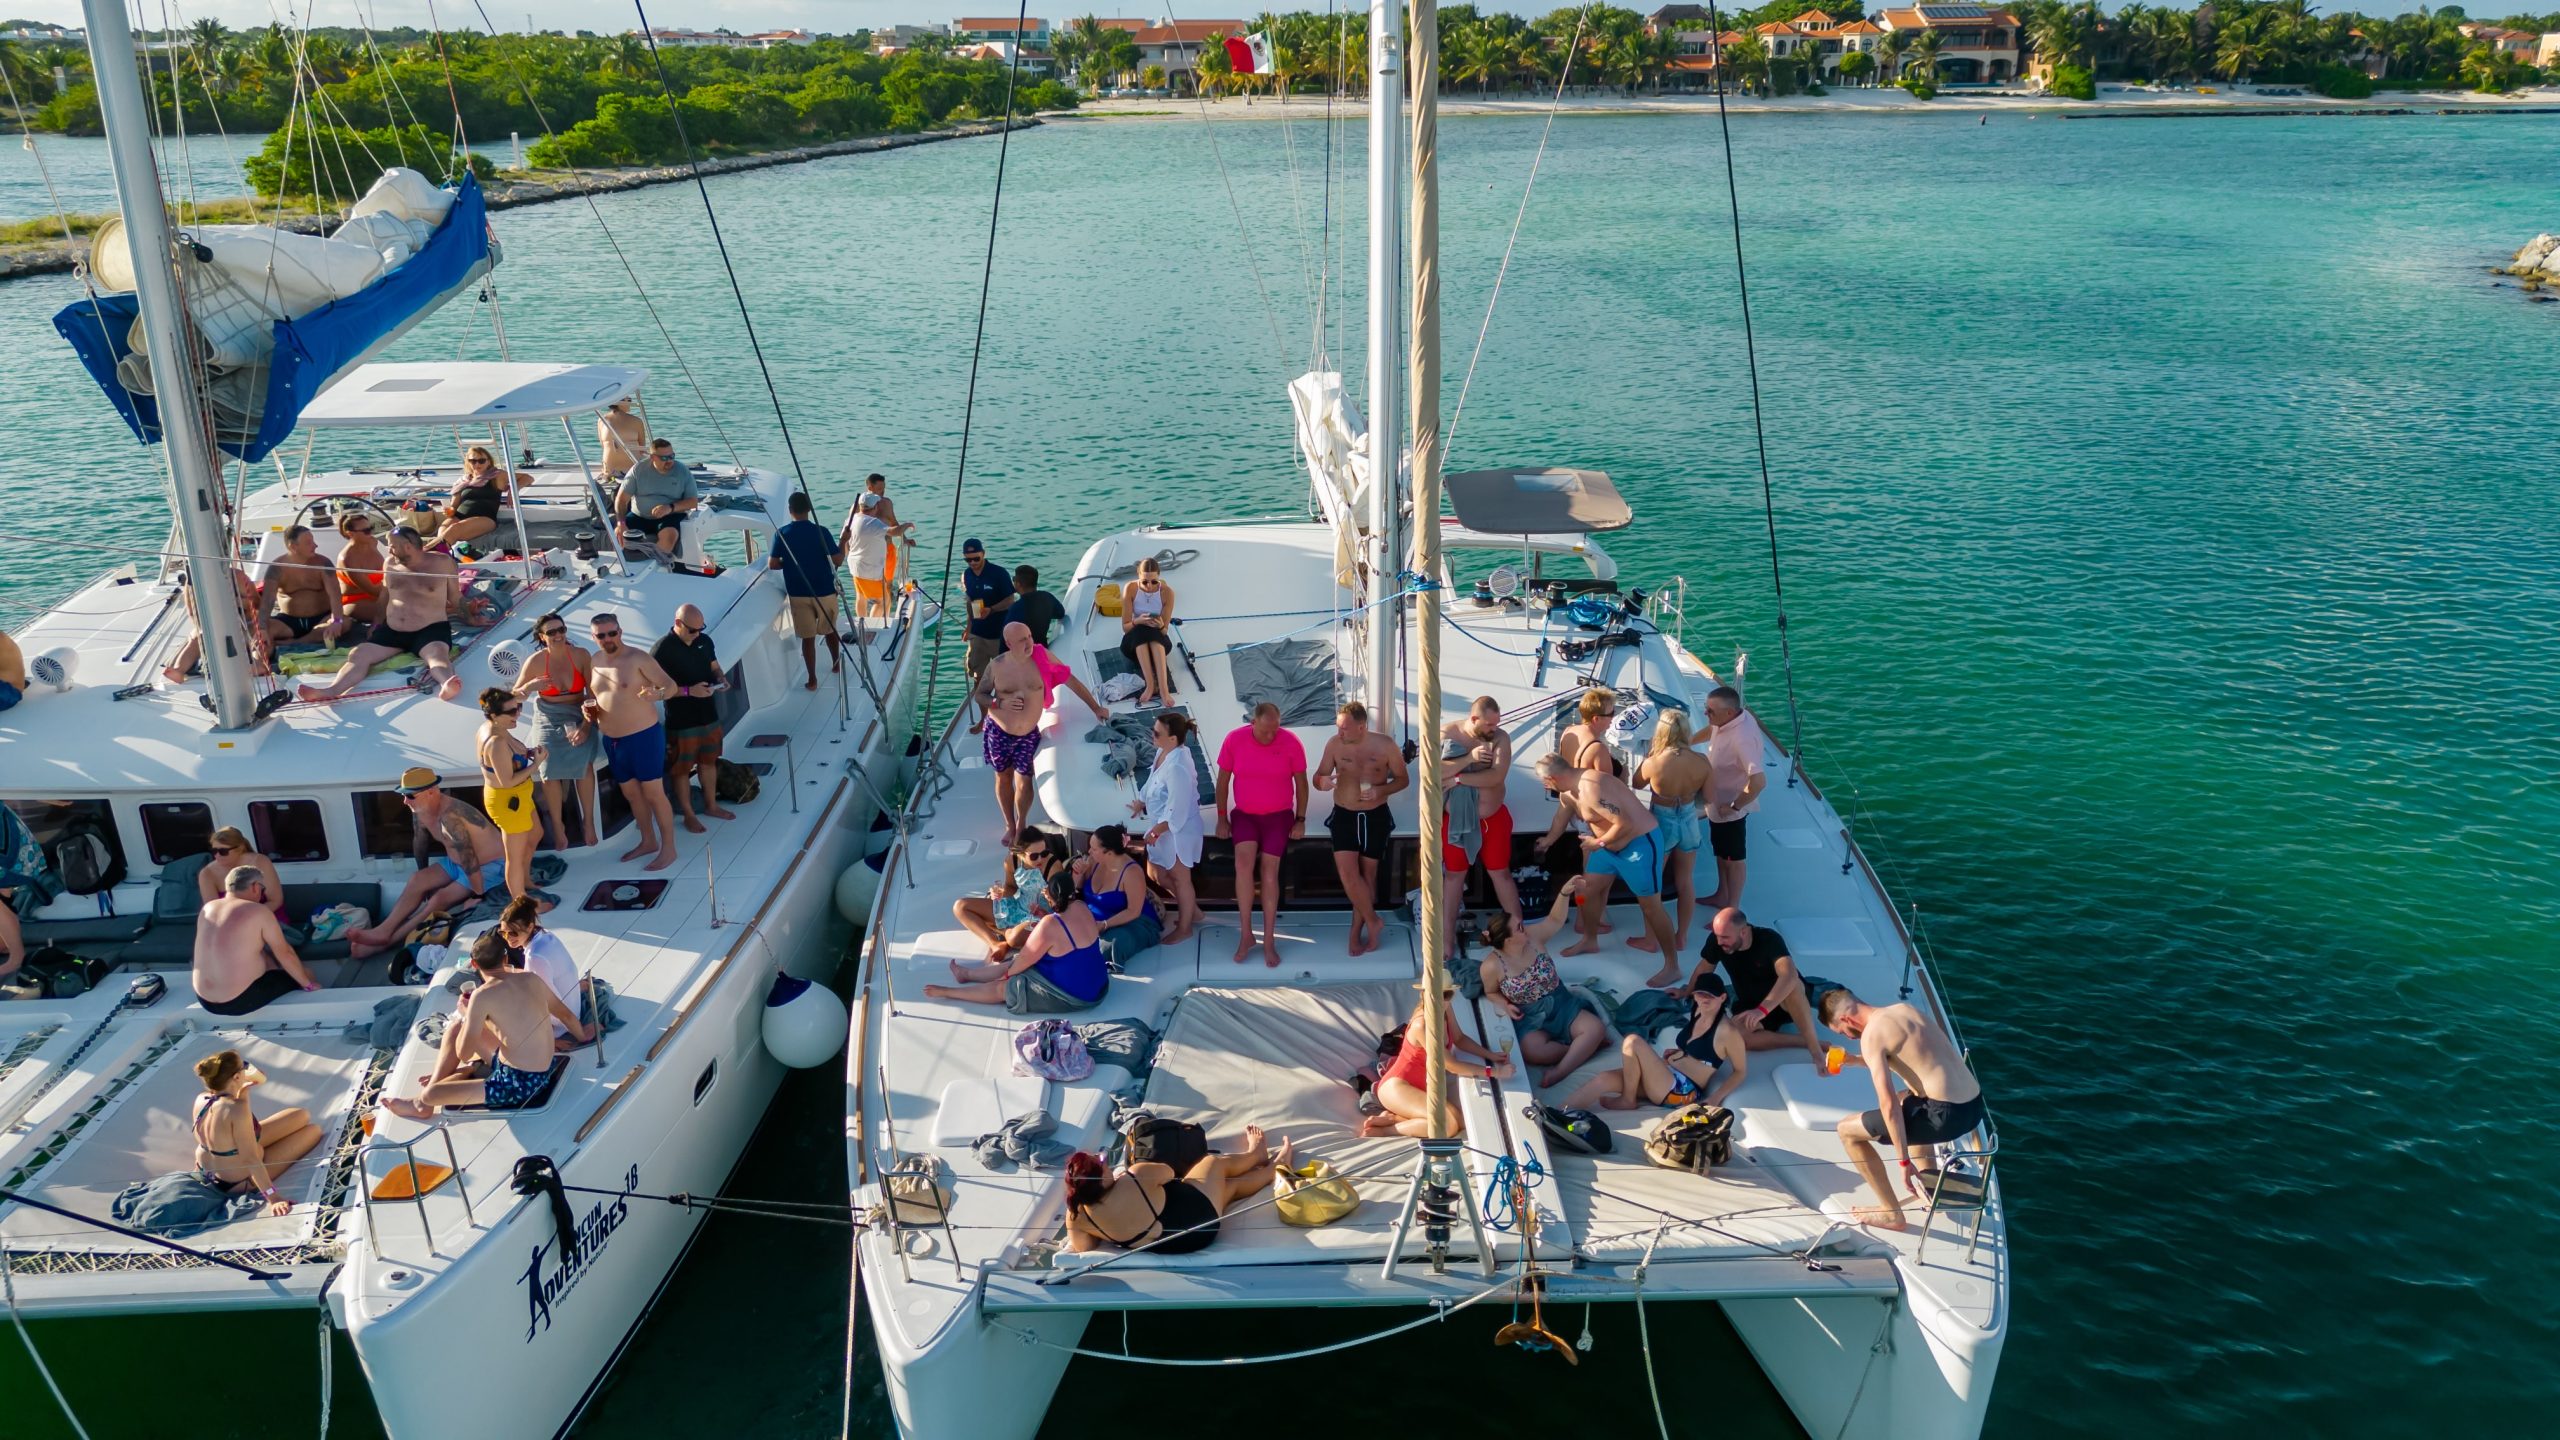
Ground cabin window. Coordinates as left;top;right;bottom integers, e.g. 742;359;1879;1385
3;798;129;885
352;785;491;860
250;799;329;863
139;801;216;866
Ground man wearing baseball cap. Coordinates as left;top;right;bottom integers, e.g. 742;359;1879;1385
845;492;893;625
960;538;1015;734
346;767;505;957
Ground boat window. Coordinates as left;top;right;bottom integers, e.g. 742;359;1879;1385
352;786;489;859
249;799;329;863
2;798;128;879
139;801;216;866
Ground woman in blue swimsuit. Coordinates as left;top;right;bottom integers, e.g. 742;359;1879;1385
1564;973;1749;1113
1078;825;1161;967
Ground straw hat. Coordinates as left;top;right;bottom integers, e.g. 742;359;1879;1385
395;766;442;795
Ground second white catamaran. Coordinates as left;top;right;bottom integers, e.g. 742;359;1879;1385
846;2;2007;1435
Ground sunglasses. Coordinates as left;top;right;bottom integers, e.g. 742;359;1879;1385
540;627;567;638
593;629;622;640
501;705;524;717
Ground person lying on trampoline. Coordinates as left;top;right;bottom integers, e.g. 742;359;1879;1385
1061;1126;1290;1256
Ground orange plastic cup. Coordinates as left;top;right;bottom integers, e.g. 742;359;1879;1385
1825;1045;1847;1076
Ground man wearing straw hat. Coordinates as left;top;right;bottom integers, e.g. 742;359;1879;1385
346;767;503;957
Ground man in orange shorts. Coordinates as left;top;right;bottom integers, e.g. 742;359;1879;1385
847;491;893;622
863;473;914;598
1438;694;1524;951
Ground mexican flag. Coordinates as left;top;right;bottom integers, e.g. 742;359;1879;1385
1222;31;1275;74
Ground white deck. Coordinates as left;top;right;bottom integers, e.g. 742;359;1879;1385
852;522;2006;1404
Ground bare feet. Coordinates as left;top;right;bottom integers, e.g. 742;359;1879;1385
1642;963;1684;989
163;665;188;685
1346;925;1370;958
803;677;819;691
705;804;736;821
1240;1123;1268;1162
1852;1205;1908;1231
436;673;462;701
1262;935;1282;968
1561;937;1601;958
1232;928;1257;964
645;847;677;873
1358;1113;1401;1138
921;983;955;1001
621;839;656;864
682;817;708;835
1272;1134;1296;1172
295;682;327;702
1600;1091;1642;1111
1628;934;1660;953
1539;1065;1573;1090
383;1097;436;1121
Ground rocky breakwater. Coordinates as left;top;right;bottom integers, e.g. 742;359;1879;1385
2500;234;2560;300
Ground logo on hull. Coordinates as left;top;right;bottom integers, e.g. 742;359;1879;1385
520;1164;639;1342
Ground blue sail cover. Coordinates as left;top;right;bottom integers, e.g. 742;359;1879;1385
52;173;492;465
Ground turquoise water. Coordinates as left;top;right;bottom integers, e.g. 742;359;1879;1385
7;108;2560;1436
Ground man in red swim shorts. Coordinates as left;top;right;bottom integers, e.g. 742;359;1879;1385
1215;702;1308;968
1439;695;1525;951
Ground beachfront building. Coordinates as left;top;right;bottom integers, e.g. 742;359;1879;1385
1876;4;2023;84
635;27;815;49
953;16;1053;48
2541;33;2560;69
1112;19;1250;93
1651;10;1888;86
871;24;949;54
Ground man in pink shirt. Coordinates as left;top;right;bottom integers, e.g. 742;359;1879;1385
1215;702;1309;967
1699;684;1768;911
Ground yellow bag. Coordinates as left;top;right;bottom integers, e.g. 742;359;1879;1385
1095;582;1124;617
1273;1160;1359;1227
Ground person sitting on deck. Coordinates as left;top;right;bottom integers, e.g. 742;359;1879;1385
1077;825;1162;968
1556;688;1621;777
427;446;523;552
334;512;389;627
295;527;462;702
1061;1127;1289;1257
345;769;505;958
192;1049;324;1217
923;870;1108;1014
953;830;1070;961
1117;555;1177;707
615;439;700;559
193;865;321;1015
1534;752;1684;984
387;931;590;1119
1361;981;1514;1139
197;828;285;917
1216;702;1309;969
1478;875;1611;1088
1694;908;1836;1070
1820;985;1987;1232
257;526;346;650
496;895;588;1049
162;565;273;686
1563;973;1748;1113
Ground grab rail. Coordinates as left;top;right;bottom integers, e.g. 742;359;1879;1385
355;1123;474;1256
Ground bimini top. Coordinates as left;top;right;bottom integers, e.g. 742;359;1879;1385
298;361;646;429
1446;467;1632;535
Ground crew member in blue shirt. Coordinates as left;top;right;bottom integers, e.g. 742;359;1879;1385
962;538;1015;734
767;490;847;690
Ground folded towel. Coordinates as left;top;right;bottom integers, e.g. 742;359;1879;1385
973;1108;1074;1172
343;994;422;1049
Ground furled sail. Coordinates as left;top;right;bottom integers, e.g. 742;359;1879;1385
52;169;497;464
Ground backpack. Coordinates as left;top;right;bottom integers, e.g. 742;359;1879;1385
1012;1018;1092;1082
25;946;108;1000
1536;1104;1615;1156
713;757;761;805
1122;1114;1209;1175
1644;1103;1736;1175
50;817;123;899
1374;1023;1408;1072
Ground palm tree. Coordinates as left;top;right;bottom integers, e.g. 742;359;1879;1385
1723;34;1769;94
1910;28;1943;84
2027;0;2094;72
1455;22;1508;93
1195;32;1233;97
2462;40;2523;93
1876;28;1909;85
0;38;44;105
2213;11;2269;82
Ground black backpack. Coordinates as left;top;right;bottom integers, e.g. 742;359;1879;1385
1536;1104;1614;1156
50;816;124;898
1123;1114;1210;1175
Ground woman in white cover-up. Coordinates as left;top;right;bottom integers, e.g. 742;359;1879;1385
1131;710;1205;944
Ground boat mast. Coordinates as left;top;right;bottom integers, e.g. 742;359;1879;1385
1406;0;1451;1139
82;0;261;729
1363;0;1403;740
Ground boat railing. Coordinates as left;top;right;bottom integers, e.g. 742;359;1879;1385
1915;1073;2001;1268
354;1122;474;1257
1643;575;1689;645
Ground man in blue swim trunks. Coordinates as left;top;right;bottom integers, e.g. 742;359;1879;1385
348;767;508;958
386;931;591;1120
1536;753;1684;987
585;611;683;873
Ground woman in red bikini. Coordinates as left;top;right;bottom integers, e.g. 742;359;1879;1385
1360;980;1515;1139
511;611;600;850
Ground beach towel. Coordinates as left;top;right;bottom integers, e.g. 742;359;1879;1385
109;1172;266;1235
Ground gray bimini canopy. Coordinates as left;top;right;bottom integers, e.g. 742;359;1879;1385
1446;467;1631;535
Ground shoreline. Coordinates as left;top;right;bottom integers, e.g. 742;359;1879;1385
1062;84;2560;122
0;118;1039;285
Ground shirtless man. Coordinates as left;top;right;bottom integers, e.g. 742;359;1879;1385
257;526;345;649
296;528;461;702
1821;986;1987;1231
163;566;271;685
1534;753;1681;982
347;768;508;957
584;611;683;872
386;930;590;1119
976;621;1049;846
1313;700;1408;957
1556;688;1620;777
1635;709;1714;953
1438;696;1524;950
193;866;321;1015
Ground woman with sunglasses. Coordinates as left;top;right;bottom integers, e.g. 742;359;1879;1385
196;826;290;929
1118;555;1177;708
511;612;600;850
429;446;521;551
335;513;388;627
477;688;549;906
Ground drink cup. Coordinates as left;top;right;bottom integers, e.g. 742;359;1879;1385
1825;1045;1846;1076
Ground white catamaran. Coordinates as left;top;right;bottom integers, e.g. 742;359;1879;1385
845;3;2007;1436
2;4;927;1436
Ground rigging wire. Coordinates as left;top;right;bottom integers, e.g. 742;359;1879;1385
1161;9;1291;373
1704;6;1806;764
918;0;1035;727
1446;4;1588;455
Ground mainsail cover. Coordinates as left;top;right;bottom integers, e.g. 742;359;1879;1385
51;172;494;465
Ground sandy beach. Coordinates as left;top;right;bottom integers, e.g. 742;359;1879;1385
1066;83;2560;121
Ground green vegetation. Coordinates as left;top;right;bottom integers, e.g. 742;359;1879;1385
2049;62;2097;98
2313;61;2378;96
2019;0;2548;91
245;123;490;203
7;27;1077;195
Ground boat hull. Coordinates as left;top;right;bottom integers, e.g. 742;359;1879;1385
1723;1283;2004;1440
